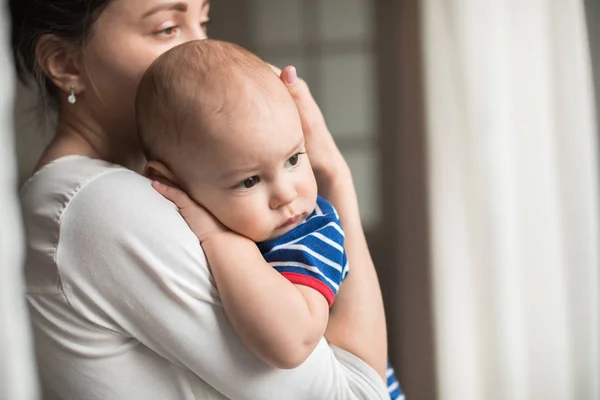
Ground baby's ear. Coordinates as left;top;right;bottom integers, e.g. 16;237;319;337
144;161;180;186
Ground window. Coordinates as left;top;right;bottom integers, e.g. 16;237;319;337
249;0;381;229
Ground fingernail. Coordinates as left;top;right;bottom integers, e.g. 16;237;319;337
286;66;297;85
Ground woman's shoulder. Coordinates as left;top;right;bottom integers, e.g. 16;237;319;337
21;155;212;297
21;156;219;363
20;155;190;275
21;155;130;214
20;154;201;248
21;155;165;225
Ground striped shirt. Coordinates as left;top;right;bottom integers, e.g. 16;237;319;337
387;362;405;400
257;196;349;306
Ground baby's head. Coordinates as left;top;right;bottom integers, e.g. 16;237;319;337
136;39;318;242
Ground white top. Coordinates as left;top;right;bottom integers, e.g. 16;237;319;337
20;155;388;400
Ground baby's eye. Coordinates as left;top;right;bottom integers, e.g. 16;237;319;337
285;153;303;168
238;176;260;189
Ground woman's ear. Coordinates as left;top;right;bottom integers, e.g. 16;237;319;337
35;34;85;97
144;161;182;186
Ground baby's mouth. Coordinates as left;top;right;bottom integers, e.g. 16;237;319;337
277;215;301;230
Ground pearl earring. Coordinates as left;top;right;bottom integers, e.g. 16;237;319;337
68;85;76;104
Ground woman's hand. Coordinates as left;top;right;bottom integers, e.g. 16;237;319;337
151;180;227;243
271;64;351;190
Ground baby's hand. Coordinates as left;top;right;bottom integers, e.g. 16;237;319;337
151;180;227;243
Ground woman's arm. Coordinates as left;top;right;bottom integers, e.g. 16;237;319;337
320;165;389;380
277;66;389;380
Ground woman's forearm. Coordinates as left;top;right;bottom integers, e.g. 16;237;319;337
319;162;388;381
201;231;329;369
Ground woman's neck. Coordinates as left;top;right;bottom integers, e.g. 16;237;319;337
38;113;146;174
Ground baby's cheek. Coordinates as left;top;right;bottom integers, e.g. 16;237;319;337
218;208;252;236
237;212;271;242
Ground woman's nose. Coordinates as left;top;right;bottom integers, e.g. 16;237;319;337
269;182;298;210
189;27;208;41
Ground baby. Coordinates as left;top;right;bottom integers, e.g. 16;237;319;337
135;39;404;400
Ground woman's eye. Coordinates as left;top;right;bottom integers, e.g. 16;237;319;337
239;176;260;189
285;153;302;168
155;25;180;37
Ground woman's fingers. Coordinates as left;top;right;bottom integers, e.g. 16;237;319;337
280;66;309;114
279;65;297;85
278;65;330;147
268;63;282;76
277;65;347;183
151;180;194;209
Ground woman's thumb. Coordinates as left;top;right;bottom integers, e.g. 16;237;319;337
281;65;298;86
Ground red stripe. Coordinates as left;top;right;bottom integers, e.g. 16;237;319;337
280;272;335;307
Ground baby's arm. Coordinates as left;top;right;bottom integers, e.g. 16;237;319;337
203;232;329;368
152;181;329;369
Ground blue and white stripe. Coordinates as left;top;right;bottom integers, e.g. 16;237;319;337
387;362;405;400
258;196;349;299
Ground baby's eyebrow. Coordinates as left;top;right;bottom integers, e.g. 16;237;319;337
219;136;305;181
286;137;305;155
220;165;260;181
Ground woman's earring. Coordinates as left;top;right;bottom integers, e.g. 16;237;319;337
68;86;76;104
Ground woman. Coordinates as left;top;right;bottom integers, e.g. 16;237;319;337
12;0;390;399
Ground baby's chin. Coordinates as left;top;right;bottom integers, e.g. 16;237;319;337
256;231;286;243
233;228;275;244
222;223;280;243
257;216;307;243
250;229;282;244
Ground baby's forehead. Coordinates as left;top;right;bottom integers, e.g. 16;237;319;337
171;62;300;161
184;79;295;137
183;103;302;162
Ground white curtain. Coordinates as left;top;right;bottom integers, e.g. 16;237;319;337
0;0;39;398
421;1;600;400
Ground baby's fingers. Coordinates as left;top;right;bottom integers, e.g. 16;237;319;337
152;180;194;209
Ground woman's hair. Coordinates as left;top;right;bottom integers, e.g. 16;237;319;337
9;0;114;108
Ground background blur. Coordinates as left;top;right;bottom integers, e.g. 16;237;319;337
5;1;600;399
